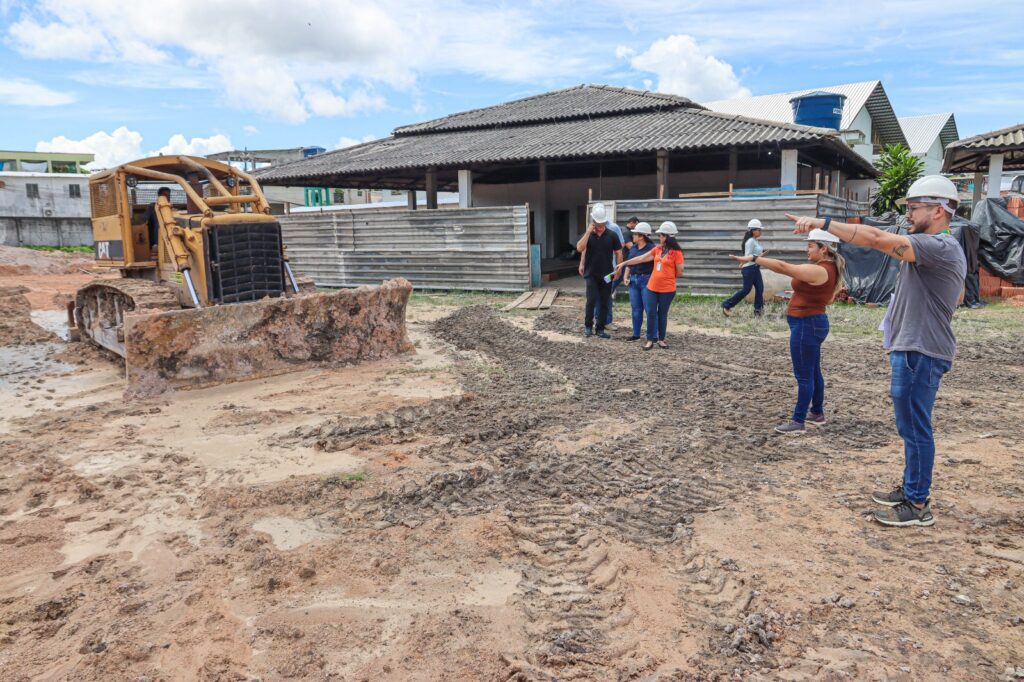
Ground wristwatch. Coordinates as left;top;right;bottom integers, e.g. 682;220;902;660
751;254;758;264
822;216;832;231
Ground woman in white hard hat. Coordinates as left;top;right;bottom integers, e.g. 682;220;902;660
731;228;845;434
623;222;655;341
721;218;768;317
614;221;685;350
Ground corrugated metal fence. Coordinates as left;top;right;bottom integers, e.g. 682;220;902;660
279;205;530;291
609;195;868;294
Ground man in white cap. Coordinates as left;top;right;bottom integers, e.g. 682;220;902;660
575;203;623;338
786;175;967;528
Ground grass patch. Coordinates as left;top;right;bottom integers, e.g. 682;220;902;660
21;245;93;254
409;290;518;308
335;471;367;482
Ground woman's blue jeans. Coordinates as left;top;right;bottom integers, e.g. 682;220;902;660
628;274;650;337
787;314;829;423
722;265;764;312
642;288;675;341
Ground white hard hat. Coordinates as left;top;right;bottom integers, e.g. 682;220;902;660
632;221;652;235
747;219;763;229
897;175;959;211
590;203;608;223
656;221;678;235
806;228;841;244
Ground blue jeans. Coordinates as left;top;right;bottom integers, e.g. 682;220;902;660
722;265;764;312
890;350;951;504
642;288;675;341
628;274;650;337
787;315;829;423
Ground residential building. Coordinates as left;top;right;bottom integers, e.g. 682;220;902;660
0;150;94;174
0;150;96;246
898;113;959;175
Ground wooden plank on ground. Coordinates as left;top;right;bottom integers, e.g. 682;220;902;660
537;288;558;309
518;290;548;310
503;291;533;310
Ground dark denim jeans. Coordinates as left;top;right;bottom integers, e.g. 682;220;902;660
787;314;829;423
585;276;612;332
890;350;951;503
642;288;675;341
606;277;622;325
628;274;650;337
722;265;764;312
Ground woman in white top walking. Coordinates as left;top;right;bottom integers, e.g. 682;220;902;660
722;219;767;317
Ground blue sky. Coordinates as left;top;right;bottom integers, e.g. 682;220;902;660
2;0;1022;167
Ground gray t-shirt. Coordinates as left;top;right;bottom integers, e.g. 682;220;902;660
742;237;764;268
886;233;967;362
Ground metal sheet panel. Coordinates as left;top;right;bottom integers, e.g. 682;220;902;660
611;195;868;295
280;206;530;292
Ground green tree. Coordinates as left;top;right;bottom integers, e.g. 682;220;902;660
873;144;924;214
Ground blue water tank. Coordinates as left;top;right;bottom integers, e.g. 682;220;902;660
789;91;846;130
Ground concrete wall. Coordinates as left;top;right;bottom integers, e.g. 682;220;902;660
917;137;944;176
0;216;93;247
0;173;91;218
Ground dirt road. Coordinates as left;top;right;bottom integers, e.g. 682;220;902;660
1;271;1023;679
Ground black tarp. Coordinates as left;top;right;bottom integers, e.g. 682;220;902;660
973;198;1024;284
838;212;981;304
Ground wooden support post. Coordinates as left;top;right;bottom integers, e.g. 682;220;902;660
824;174;830;194
407;189;417;210
973;171;984;209
425;167;438;209
728;149;738;188
539;160;550;257
814;171;821;191
656;149;670;200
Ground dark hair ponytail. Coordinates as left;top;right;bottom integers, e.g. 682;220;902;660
663;235;682;253
740;229;755;252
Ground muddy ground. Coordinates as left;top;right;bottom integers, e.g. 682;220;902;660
1;260;1023;681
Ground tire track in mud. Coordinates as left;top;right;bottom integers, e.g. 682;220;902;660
285;305;1010;677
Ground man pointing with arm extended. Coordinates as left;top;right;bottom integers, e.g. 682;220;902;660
786;175;967;528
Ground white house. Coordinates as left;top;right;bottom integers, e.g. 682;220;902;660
898;113;959;175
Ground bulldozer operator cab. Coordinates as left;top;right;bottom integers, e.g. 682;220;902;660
87;155;299;309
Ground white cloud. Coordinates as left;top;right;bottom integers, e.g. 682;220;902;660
243;125;259;136
303;86;386;118
35;128;233;168
334;134;377;150
628;34;750;102
5;0;583;123
155;133;233;157
0;77;74;105
36;127;143;168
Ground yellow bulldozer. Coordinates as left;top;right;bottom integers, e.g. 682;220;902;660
73;155;412;396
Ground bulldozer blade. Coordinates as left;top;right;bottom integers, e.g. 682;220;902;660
122;278;413;397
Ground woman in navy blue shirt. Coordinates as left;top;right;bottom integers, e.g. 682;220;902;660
624;222;655;341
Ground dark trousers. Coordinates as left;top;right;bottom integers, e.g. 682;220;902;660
722;265;764;312
787;314;829;423
642;288;675;341
890;350;951;503
585;277;612;331
628;274;649;337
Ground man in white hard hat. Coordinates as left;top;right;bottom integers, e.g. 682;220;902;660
576;203;623;338
786;175;967;528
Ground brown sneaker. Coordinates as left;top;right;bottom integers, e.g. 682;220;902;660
806;412;827;426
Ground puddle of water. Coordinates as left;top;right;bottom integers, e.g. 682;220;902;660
252;516;337;550
30;310;70;341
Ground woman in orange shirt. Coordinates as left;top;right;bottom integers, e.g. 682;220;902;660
615;221;684;350
731;228;845;435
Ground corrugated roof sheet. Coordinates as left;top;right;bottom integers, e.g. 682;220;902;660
393;84;700;135
704;81;907;147
258;105;876;185
943;122;1024;172
898;113;958;154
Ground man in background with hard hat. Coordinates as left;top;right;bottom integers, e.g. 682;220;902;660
576;203;622;338
786;175;967;529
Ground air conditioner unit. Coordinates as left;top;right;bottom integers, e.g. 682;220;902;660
43;208;55;217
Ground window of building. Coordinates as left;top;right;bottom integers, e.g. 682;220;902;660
26;183;40;199
69;184;82;198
